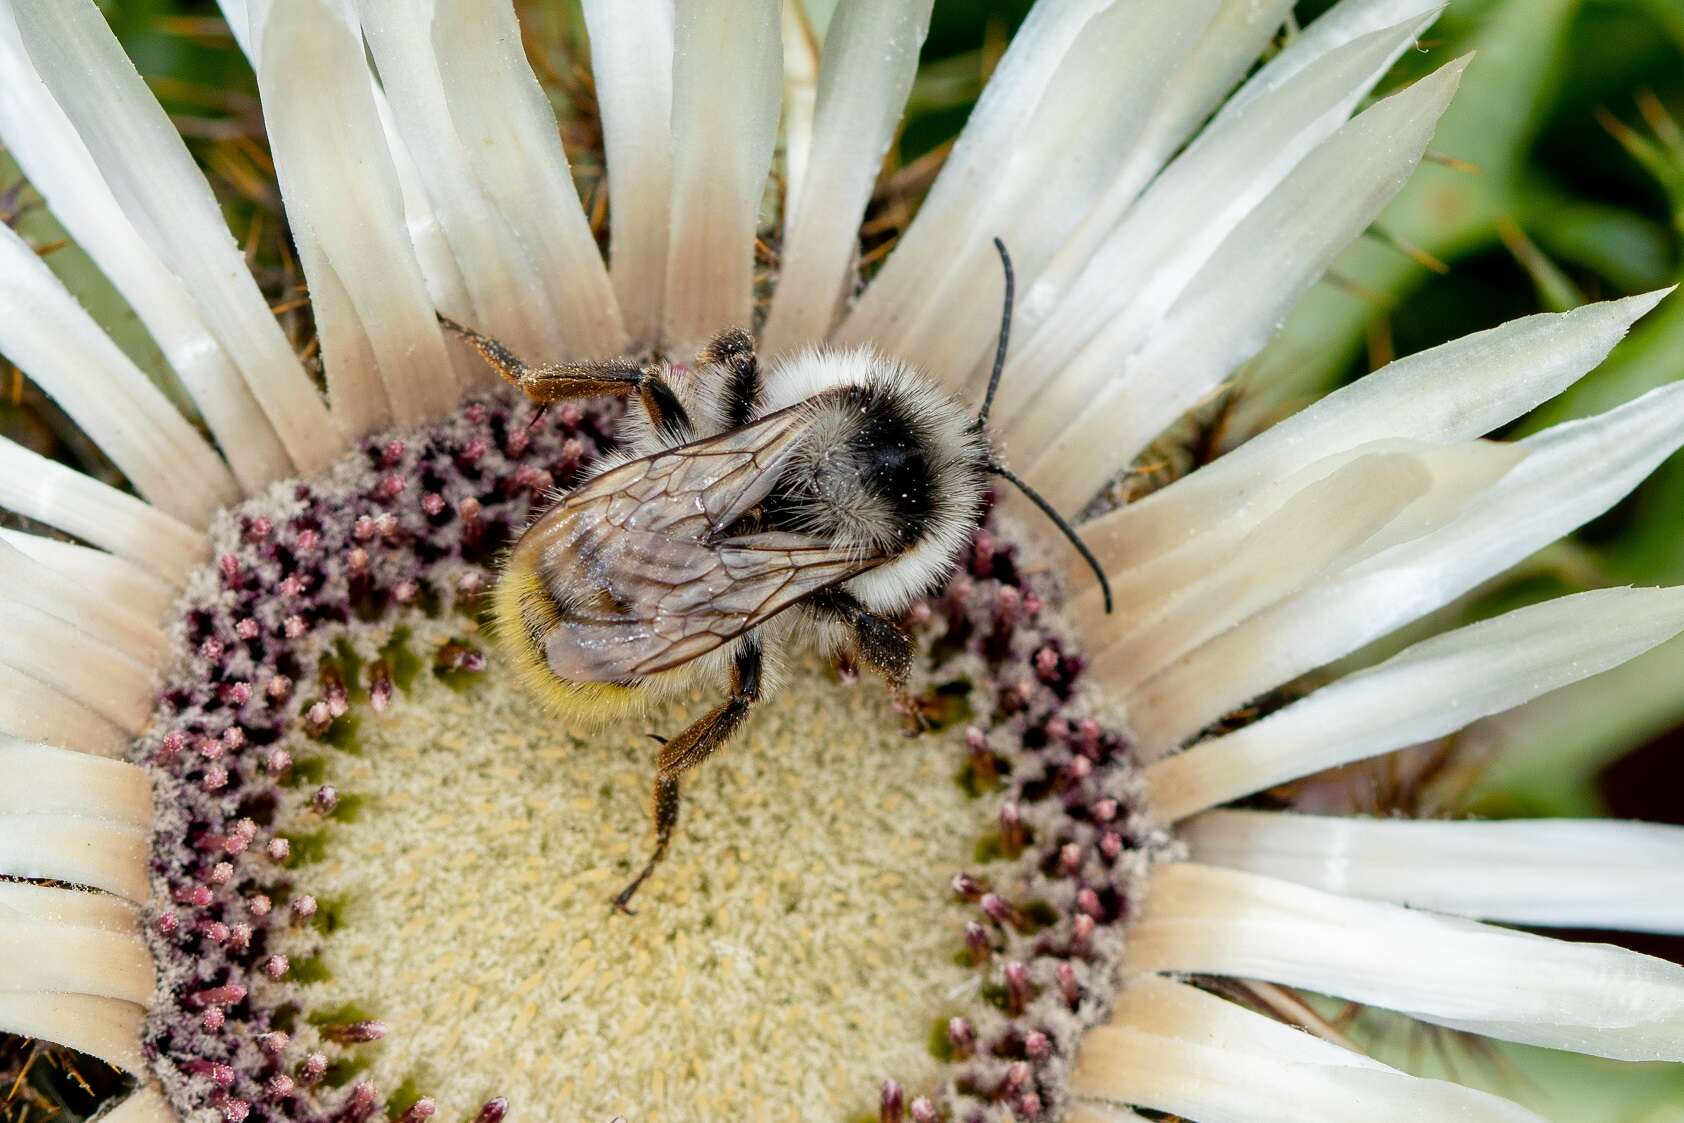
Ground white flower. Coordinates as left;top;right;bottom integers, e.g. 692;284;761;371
1;1;1683;1121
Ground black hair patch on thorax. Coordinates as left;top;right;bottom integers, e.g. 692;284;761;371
846;389;936;548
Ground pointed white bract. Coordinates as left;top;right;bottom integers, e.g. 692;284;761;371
1219;0;1443;120
1085;974;1553;1118
0;993;145;1073
247;0;455;432
356;0;565;363
217;0;478;346
1130;383;1684;753
0;223;239;524
662;0;783;352
0;881;154;1005
0;666;128;757
779;1;819;211
760;0;934;354
0;744;150;916
1073;1022;1544;1122
0;440;203;583
1;740;152;828
1147;586;1684;818
428;0;626;358
1078;291;1669;573
1067;1107;1152;1123
1104;975;1386;1070
582;0;675;348
1129;863;1684;1061
1186;811;1684;934
0;603;153;732
0;816;148;903
0;3;288;493
1068;438;1524;624
998;14;1431;440
0;541;167;668
0;532;175;627
838;0;1224;388
1022;0;1298;332
1087;450;1432;689
98;1088;175;1122
9;0;340;475
1024;59;1466;511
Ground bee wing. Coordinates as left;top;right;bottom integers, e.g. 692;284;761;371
561;401;816;538
534;405;884;682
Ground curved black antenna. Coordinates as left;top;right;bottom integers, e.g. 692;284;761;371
987;460;1113;614
974;237;1015;431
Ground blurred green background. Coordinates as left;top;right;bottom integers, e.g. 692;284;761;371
4;0;1684;1120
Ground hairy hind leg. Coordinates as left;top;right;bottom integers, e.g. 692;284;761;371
613;640;763;913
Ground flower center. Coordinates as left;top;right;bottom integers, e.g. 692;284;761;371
137;389;1159;1123
299;654;981;1121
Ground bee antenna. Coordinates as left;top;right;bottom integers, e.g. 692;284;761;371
974;237;1014;432
986;459;1113;614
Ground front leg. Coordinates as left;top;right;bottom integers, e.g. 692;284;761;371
613;639;763;913
439;314;691;438
810;589;913;691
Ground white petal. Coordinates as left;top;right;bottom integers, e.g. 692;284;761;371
1147;586;1684;819
999;15;1430;441
1130;382;1684;753
0;603;153;731
1024;0;1298;336
429;0;627;356
1128;862;1684;1061
353;1;561;361
1068;438;1524;623
1186;811;1684;935
1079;291;1669;573
1067;1107;1152;1123
218;0;477;339
581;0;675;348
99;1089;175;1122
1219;0;1443;121
101;1089;175;1122
0;531;176;624
1024;58;1467;511
1074;1023;1543;1122
1105;975;1379;1067
0;665;128;757
779;1;820;209
0;816;148;903
250;0;463;431
0;5;289;492
760;0;933;354
0;993;144;1073
0;881;152;1004
10;0;340;475
0;540;167;668
0;224;239;523
662;0;783;352
1086;449;1431;689
0;437;205;582
0;739;152;828
838;0;1224;387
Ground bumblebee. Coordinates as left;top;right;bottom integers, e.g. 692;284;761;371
444;242;1109;911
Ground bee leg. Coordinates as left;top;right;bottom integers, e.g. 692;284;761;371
699;327;761;429
437;314;692;437
811;590;925;733
811;590;914;690
612;641;763;914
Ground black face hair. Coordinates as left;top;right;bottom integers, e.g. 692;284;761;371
975;238;1115;614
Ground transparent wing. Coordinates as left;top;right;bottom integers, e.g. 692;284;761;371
523;404;884;681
